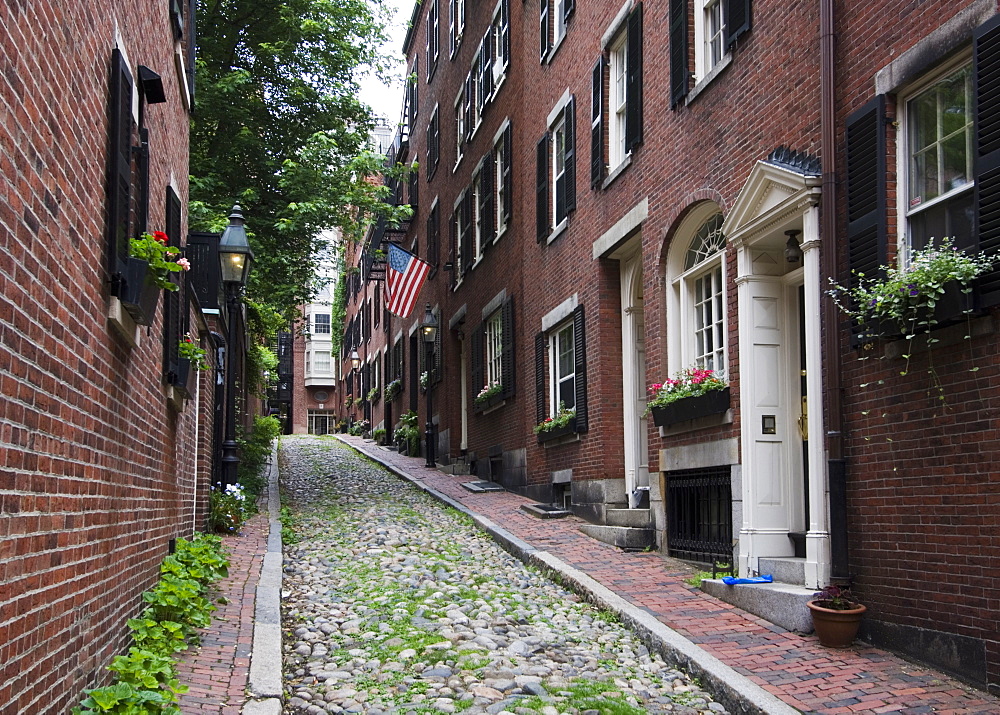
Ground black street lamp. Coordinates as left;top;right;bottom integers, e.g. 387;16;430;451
218;205;254;487
421;304;438;468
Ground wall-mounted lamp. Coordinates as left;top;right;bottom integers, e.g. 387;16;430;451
784;230;803;264
350;349;361;372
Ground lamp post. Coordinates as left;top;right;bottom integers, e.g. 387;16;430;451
218;205;254;488
421;304;438;468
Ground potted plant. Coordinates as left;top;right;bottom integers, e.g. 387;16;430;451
178;333;211;371
533;402;576;443
645;367;729;427
384;378;402;402
807;584;866;648
116;231;192;325
419;371;429;392
367;386;380;404
474;380;503;408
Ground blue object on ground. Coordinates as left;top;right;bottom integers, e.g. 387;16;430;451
721;575;774;585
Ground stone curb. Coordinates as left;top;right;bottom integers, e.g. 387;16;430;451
244;443;284;713
343;438;798;715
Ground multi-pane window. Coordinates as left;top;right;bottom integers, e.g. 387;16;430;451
682;213;726;374
486;310;503;386
610;36;628;169
552;115;568;227
455;94;465;167
426;0;440;78
473;170;484;258
699;0;726;76
904;62;973;253
491;0;509;85
538;98;575;240
450;0;465;56
494;124;511;236
313;313;331;334
313;350;332;374
427;105;440;177
540;0;573;61
550;322;576;413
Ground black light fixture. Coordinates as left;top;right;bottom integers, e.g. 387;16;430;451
421;304;438;468
138;65;167;104
219;206;253;487
784;229;803;264
350;349;361;372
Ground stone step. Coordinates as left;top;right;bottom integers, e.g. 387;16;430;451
605;507;652;528
701;579;816;633
758;556;806;585
579;524;655;550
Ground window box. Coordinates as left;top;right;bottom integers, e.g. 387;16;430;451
650;388;730;428
536;417;577;444
169;357;196;400
116;257;161;326
474;391;504;413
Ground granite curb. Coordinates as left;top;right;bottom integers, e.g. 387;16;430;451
243;443;284;714
342;438;797;715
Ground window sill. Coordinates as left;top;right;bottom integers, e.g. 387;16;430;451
657;409;733;437
545;30;568;65
477;398;506;415
165;384;187;413
685;53;732;106
540;430;580;448
601;155;633;190
107;297;142;349
545;218;569;245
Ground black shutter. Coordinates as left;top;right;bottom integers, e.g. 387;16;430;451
564;97;576;214
572;304;588;433
409;58;419;128
449;0;457;55
669;0;688;109
409;166;419;212
725;0;752;49
845;96;888;281
460;190;474;273
482;151;496;243
591;58;605;189
164;189;185;385
449;208;458;288
535;332;546;424
482;29;494;103
432;110;440;170
136;128;150;234
464;74;473;141
107;49;133;273
471;321;484;404
975;15;1000;305
501;0;510;70
536;133;550;242
539;0;551;61
409;334;419;412
625;4;643;152
564;0;575;23
500;297;515;399
502;124;513;226
434;309;443;383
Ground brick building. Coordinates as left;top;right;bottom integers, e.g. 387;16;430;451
343;0;1000;693
0;2;243;711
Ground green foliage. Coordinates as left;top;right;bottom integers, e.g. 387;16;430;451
372;427;386;444
236;415;281;500
533;401;575;434
129;232;186;291
74;534;228;714
645;367;727;412
177;333;211;371
383;378;401;402
395;410;420;456
207;483;252;534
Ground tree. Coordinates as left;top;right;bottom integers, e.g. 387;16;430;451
190;0;411;328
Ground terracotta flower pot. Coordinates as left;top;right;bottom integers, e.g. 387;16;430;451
807;600;866;648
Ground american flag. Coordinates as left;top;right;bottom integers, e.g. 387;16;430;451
385;243;431;318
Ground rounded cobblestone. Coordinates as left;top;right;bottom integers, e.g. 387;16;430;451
280;437;726;714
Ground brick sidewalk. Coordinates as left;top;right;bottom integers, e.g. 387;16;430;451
342;436;1000;715
175;512;268;714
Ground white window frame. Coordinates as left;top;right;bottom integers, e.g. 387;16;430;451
473;166;484;260
552;113;568;230
312;312;331;335
454;89;465;169
548;320;576;415
485;310;503;386
313;349;332;374
494;126;508;238
897;54;974;260
450;0;465;57
609;33;628;170
491;0;508;88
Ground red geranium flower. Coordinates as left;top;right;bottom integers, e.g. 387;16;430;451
152;230;169;244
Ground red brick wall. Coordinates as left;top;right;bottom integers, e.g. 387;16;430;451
0;2;206;712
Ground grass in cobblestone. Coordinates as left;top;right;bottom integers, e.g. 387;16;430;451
516;678;646;715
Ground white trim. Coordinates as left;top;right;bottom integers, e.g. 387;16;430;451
601;0;634;48
545;88;573;128
492;117;511;145
541;293;578;332
481;289;507;319
593;197;649;259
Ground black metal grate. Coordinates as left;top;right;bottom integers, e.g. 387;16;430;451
665;466;733;565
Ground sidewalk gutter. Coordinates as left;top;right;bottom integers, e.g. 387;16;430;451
345;439;799;715
244;444;284;715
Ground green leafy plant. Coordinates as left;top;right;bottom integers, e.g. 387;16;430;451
645;366;727;413
829;237;991;343
348;418;370;436
419;371;429;389
236;414;280;500
383;378;402;402
396;410;420;456
367;386;380;403
533;401;575;434
345;395;354;409
72;680;180;715
208;483;251;534
372;427;386;444
129;231;190;291
474;380;502;405
177;333;210;371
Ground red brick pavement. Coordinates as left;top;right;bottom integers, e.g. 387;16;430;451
341;436;1000;715
175;512;268;714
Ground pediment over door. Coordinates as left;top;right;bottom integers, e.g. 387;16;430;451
722;159;822;250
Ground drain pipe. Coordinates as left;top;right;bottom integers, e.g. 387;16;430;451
820;0;850;582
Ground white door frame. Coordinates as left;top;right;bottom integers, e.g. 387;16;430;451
620;251;649;501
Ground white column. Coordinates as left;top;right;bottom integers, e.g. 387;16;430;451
802;204;830;589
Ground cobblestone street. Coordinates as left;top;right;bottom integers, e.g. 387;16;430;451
278;436;727;715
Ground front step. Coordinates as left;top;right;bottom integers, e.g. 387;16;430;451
759;556;806;585
701;579;816;633
605;507;651;528
579;524;655;550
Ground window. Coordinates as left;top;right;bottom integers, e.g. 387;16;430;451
491;0;510;86
486;310;503;386
308;410;336;435
427;105;440;178
537;96;576;241
450;0;465;57
534;304;588;430
454;91;465;167
592;3;643;186
476;152;496;254
312;350;331;374
494;123;512;236
902;62;973;254
472;297;515;410
671;211;727;374
427;198;441;270
426;0;440;79
407;57;419;128
455;189;473;275
540;0;574;62
313;313;331;334
695;0;726;80
672;0;751;104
